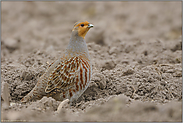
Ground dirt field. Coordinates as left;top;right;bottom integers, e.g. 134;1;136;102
1;1;182;122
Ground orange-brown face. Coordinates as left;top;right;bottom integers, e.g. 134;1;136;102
72;21;94;39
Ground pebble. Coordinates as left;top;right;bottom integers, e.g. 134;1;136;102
3;38;19;52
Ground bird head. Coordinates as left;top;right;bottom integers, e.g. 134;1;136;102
72;21;94;39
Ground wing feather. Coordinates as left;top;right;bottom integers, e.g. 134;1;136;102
45;57;81;93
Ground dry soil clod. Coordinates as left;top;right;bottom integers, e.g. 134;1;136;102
2;82;10;108
56;99;69;114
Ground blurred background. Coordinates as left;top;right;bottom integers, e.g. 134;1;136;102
2;1;181;58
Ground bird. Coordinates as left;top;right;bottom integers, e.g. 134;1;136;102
21;21;93;105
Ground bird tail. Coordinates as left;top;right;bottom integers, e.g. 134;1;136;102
21;74;48;103
21;61;59;103
21;85;45;103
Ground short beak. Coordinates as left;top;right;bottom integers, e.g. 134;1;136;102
88;24;94;28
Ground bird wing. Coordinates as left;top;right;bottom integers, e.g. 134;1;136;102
45;56;81;93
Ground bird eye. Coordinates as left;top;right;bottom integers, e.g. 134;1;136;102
81;24;84;27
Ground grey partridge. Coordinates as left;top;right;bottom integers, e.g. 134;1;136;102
21;21;93;104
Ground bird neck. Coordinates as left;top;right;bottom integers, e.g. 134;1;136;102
65;31;90;59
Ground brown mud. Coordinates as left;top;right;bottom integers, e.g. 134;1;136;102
1;1;182;122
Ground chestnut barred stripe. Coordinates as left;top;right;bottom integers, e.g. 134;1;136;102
45;55;91;101
80;66;83;85
81;63;87;85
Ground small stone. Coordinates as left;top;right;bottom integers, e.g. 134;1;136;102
21;71;35;81
101;60;116;70
109;47;118;55
92;73;106;89
3;38;19;52
122;68;134;76
10;102;16;106
171;41;182;52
